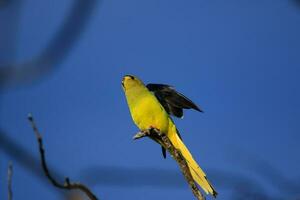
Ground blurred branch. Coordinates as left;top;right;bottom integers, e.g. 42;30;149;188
7;162;13;200
133;128;205;200
27;113;99;200
0;0;98;88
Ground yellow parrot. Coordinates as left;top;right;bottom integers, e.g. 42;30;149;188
122;75;217;197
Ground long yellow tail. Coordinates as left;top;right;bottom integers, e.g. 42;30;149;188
168;126;217;197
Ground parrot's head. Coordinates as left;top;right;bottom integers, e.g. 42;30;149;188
122;75;145;92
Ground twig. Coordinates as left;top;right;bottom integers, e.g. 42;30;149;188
7;162;13;200
133;128;205;200
27;113;99;200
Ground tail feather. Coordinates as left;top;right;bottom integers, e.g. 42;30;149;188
169;132;217;197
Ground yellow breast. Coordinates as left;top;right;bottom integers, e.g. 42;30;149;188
131;93;169;134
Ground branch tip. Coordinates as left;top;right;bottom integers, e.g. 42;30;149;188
28;115;99;200
27;113;33;121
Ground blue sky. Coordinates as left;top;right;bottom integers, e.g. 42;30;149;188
1;0;300;199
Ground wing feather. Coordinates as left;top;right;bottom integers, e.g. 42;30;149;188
146;83;203;118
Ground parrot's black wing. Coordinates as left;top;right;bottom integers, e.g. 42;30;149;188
146;83;203;118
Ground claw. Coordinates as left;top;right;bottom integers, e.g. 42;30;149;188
133;127;162;140
133;131;147;140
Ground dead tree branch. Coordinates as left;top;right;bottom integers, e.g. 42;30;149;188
133;128;205;200
27;113;99;200
7;162;13;200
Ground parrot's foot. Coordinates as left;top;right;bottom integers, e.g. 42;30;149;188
133;127;162;140
133;131;148;140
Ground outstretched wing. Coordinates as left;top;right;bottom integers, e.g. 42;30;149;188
146;83;203;118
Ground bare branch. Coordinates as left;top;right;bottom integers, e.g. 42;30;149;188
27;113;99;200
7;162;13;200
134;128;205;200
